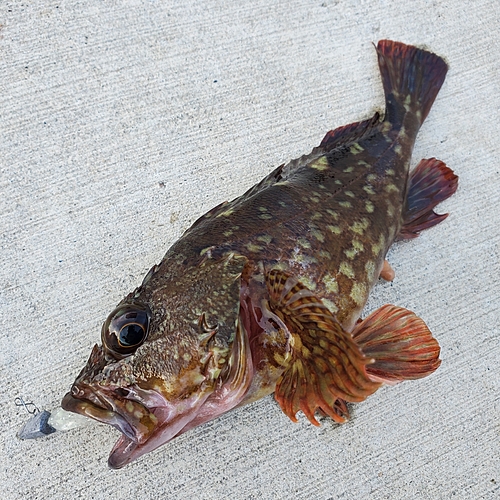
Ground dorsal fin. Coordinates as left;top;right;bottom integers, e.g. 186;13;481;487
319;112;381;152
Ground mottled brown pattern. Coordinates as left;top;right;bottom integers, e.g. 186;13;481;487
163;114;412;330
62;41;453;468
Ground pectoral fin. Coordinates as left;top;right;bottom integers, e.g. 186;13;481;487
351;304;441;383
266;270;381;426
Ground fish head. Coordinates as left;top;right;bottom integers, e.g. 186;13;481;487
62;253;252;468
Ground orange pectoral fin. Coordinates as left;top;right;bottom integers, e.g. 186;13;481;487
351;304;441;383
266;270;381;426
400;158;458;239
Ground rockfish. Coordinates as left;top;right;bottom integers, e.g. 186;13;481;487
62;40;458;468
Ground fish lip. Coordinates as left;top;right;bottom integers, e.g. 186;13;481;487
61;384;214;468
107;434;138;469
61;391;137;442
61;388;159;469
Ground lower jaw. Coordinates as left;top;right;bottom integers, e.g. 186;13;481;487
61;392;150;468
61;391;214;469
61;392;137;441
108;434;139;469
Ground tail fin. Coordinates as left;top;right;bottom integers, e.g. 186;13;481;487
352;305;441;384
377;40;448;128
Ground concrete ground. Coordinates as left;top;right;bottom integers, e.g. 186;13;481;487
1;1;499;499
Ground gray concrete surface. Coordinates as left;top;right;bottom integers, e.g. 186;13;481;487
1;1;499;498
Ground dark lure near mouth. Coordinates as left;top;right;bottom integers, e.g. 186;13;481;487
62;40;458;468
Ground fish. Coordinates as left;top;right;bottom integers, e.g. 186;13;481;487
62;40;458;469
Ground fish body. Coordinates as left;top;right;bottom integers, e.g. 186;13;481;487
62;41;458;468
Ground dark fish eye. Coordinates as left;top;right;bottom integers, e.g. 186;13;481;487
101;303;151;357
118;323;145;347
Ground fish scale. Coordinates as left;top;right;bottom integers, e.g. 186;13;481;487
174;135;404;328
61;40;458;468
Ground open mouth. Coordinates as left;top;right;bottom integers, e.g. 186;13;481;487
61;383;170;468
61;382;216;468
61;394;136;468
61;391;135;440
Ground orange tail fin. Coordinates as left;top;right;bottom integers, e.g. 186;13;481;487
377;40;448;128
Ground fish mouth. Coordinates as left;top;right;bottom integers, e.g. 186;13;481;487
61;391;137;468
61;383;211;469
61;391;136;444
62;316;253;468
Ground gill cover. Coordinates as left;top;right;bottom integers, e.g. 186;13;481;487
106;252;254;468
62;252;254;468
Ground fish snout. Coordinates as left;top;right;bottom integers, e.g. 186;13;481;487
61;383;155;446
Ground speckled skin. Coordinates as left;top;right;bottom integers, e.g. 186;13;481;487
62;41;450;468
171;118;412;330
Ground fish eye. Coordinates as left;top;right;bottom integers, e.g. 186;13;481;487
118;323;145;347
101;303;151;357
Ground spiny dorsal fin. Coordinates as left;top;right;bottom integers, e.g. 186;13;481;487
188;113;381;218
266;269;381;426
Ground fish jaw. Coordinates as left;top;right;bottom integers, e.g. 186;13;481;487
62;312;254;468
61;381;213;468
105;390;212;468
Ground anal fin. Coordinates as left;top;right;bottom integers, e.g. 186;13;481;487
352;305;441;383
266;270;381;426
400;158;458;239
